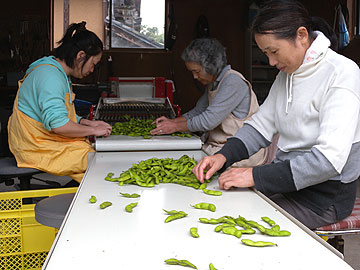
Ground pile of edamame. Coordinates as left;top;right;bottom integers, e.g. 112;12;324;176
110;115;192;139
197;214;291;247
104;155;216;190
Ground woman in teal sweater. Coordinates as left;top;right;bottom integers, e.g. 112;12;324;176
8;22;112;184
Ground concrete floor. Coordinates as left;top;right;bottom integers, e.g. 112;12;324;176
342;180;360;270
0;174;359;269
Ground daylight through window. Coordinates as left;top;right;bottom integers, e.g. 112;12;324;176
106;0;165;49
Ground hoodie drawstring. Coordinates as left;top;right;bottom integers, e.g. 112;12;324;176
285;73;294;114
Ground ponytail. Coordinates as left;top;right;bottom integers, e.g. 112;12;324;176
54;21;103;68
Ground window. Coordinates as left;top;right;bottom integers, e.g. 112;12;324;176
107;0;165;49
53;0;166;50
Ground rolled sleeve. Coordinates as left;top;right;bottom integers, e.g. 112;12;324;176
188;74;250;132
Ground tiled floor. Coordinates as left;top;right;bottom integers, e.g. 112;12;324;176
0;174;359;269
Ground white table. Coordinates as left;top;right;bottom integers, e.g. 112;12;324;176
43;151;354;270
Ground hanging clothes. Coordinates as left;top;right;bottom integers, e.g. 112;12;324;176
334;4;350;51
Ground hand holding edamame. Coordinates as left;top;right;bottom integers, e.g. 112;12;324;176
192;154;226;183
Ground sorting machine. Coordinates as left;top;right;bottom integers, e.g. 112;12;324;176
91;77;202;152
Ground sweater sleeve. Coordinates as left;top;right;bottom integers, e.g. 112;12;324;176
186;73;250;132
253;160;297;196
34;67;70;130
183;91;209;120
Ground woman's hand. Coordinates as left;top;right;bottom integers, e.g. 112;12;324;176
91;122;112;137
53;119;112;137
218;167;254;190
150;116;187;135
192;154;226;183
80;119;112;137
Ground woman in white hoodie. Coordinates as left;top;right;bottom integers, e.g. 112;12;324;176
193;0;360;229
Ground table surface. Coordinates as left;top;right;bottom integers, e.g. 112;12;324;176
43;151;354;270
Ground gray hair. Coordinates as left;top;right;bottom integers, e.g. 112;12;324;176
181;38;227;76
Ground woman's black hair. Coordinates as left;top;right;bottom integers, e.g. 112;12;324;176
251;0;338;51
54;21;103;68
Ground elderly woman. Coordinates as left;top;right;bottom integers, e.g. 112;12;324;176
151;38;268;167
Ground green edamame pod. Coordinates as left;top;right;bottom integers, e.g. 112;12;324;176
165;212;187;223
241;239;277;247
264;228;291;236
163;209;187;216
202;189;222;196
209;263;217;270
99;201;112;209
104;172;117;182
89;195;97;203
125;202;138;213
190;227;199;238
214;223;232;232
261;216;276;226
218;216;237;225
199;218;220;224
239;228;256;234
165;258;179;265
272;224;280;231
199;183;207;190
222;226;242;238
120;192;140;198
164;258;197;269
178;260;197;269
191;202;216;212
245;220;266;233
235;218;252;229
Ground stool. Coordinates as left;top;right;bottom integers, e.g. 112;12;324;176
0;157;61;190
35;192;76;228
315;197;360;254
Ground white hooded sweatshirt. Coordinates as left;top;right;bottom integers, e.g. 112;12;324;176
247;32;360;175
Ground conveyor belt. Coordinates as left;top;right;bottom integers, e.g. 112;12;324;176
93;97;202;151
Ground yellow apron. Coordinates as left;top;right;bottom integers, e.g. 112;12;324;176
202;69;268;167
7;64;94;182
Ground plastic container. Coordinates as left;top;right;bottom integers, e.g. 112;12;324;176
0;187;77;270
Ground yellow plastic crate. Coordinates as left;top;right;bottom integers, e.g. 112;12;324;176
0;187;77;270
